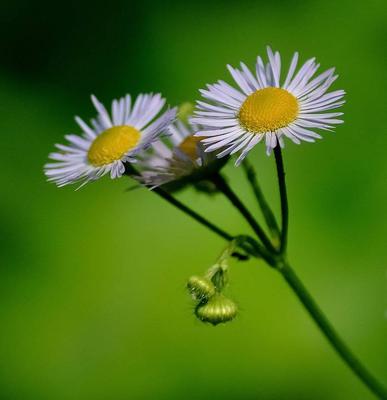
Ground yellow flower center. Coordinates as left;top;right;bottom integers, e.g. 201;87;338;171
238;87;299;133
178;135;202;161
87;126;140;166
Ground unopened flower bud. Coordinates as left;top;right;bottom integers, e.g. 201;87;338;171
187;275;216;302
195;294;237;325
178;102;194;124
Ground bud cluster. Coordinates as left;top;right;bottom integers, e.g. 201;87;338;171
187;261;237;326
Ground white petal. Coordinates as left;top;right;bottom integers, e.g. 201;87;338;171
91;94;113;129
283;52;299;88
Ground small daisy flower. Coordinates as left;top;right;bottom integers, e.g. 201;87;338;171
191;46;345;165
44;93;177;188
135;119;226;192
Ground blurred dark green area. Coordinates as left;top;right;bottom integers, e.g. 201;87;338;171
1;0;387;399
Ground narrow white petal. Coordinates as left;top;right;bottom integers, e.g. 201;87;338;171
91;94;113;129
286;58;316;92
201;129;244;143
75;116;97;139
283;52;299;88
240;62;260;90
227;65;253;95
256;56;268;87
235;134;263;166
266;46;280;87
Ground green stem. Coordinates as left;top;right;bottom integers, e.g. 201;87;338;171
153;187;232;241
127;160;387;397
124;163;264;259
124;163;230;240
271;149;386;398
277;261;387;400
242;159;280;240
211;172;277;254
274;146;288;254
152;188;267;261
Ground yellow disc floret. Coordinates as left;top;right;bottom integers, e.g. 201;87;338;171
238;87;299;133
88;126;141;166
178;135;202;161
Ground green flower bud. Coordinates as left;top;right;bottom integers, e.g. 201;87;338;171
187;275;216;302
178;102;194;124
195;294;237;325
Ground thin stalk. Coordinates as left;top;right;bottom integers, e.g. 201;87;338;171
278;261;387;400
242;159;280;240
124;164;264;259
211;172;277;254
152;187;267;261
271;147;386;398
124;164;230;240
153;187;232;241
274;146;288;254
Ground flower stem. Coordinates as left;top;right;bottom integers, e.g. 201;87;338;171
277;261;387;399
124;163;264;258
152;188;267;260
242;159;280;241
153;187;232;241
272;147;386;398
211;172;277;254
274;146;288;254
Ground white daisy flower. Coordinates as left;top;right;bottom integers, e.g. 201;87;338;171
191;46;345;165
44;93;177;188
136;120;223;191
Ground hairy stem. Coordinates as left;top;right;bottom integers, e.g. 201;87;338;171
126;160;387;397
271;147;386;398
277;261;387;399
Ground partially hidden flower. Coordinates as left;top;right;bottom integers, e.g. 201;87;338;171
44;93;176;188
191;46;345;165
134;118;227;192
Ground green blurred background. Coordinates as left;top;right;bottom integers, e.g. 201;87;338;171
1;0;387;398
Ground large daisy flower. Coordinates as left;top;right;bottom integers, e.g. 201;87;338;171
191;46;345;165
44;93;176;188
135;119;224;192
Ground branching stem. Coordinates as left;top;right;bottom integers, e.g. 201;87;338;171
211;172;277;254
242;159;280;241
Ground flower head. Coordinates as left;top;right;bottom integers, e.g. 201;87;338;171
135;118;226;192
44;93;176;188
191;46;345;165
